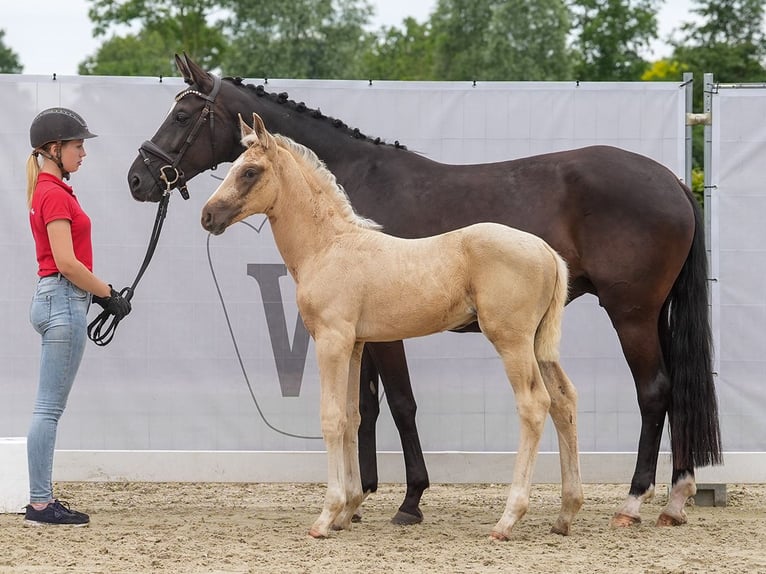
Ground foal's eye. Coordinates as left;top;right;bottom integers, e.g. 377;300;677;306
243;168;259;180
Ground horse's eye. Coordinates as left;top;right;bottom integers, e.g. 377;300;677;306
243;168;259;180
175;111;190;125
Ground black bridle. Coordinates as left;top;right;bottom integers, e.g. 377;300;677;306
88;74;222;346
138;73;223;200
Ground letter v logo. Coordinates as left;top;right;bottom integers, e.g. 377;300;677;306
246;263;310;397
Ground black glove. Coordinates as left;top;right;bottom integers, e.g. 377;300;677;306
92;286;132;320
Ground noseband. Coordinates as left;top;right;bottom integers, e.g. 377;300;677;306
138;74;222;200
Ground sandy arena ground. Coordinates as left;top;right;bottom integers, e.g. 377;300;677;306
0;482;764;574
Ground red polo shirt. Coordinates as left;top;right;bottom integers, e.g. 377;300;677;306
29;173;93;277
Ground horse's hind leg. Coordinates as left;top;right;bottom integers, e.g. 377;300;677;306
489;345;551;540
607;310;670;527
539;360;583;535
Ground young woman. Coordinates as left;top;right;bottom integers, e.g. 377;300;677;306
25;107;131;526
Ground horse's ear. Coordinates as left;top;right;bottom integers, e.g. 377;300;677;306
251;113;272;149
175;53;195;85
176;52;213;91
239;113;255;142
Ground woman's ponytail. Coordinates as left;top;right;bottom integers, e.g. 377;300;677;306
26;151;41;209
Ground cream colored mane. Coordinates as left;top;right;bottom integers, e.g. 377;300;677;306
243;132;382;231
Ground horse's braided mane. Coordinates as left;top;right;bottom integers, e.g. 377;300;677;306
223;76;408;151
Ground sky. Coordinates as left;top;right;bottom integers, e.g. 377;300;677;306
2;0;694;76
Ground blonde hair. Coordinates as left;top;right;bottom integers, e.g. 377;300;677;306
26;152;41;209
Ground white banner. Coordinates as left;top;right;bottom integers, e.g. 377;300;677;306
0;75;686;454
711;86;766;451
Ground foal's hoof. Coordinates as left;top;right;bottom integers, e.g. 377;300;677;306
611;513;641;528
489;530;511;541
550;522;571;536
352;513;362;523
308;528;327;539
656;512;687;527
391;508;423;526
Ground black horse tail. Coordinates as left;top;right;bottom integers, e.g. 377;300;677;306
662;183;722;469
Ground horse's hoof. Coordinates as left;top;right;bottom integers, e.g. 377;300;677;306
550;523;571;536
308;528;327;539
351;513;362;523
489;530;510;541
611;513;641;528
656;512;686;527
391;509;423;526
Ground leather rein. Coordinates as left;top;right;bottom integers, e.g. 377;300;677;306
87;75;222;346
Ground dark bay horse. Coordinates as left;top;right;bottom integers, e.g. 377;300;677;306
127;54;721;528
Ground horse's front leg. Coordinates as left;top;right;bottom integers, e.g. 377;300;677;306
367;340;429;525
354;344;381;522
334;342;365;530
309;332;355;539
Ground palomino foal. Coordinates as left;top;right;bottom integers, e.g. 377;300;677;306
201;113;583;540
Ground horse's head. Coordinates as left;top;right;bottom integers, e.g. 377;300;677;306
127;53;243;202
201;113;279;235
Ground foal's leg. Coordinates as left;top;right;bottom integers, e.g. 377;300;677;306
334;342;366;530
490;348;551;540
538;360;583;536
310;332;355;539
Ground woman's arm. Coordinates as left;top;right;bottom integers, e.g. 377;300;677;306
47;219;112;298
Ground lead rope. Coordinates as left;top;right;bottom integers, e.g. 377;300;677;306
87;191;171;346
90;76;220;345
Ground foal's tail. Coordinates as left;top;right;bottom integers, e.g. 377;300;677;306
534;246;569;362
661;184;722;469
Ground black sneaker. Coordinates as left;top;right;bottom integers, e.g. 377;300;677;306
24;499;90;527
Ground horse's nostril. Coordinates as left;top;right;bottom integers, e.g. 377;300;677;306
129;174;140;189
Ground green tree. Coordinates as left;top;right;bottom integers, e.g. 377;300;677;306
669;0;766;169
79;30;178;76
484;0;572;80
0;29;23;73
671;0;766;102
219;0;374;79
640;58;687;81
81;0;227;75
569;0;660;81
359;18;435;80
429;0;572;81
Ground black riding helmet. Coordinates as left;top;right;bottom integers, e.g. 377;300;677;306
29;107;97;148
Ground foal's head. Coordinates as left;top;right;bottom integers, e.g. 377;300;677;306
201;113;279;235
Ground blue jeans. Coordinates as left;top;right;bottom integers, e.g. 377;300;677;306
27;275;90;503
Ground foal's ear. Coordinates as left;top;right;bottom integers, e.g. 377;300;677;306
251;113;272;150
239;113;255;142
253;112;270;142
